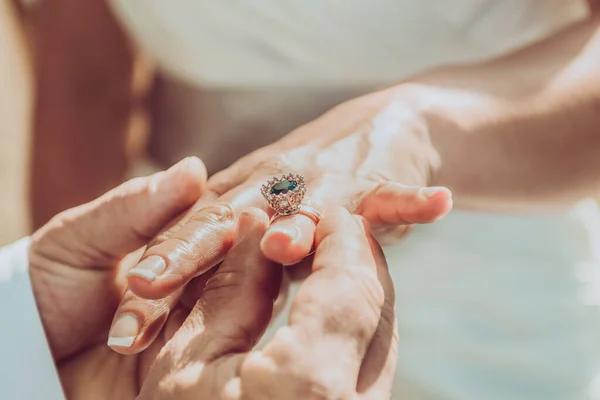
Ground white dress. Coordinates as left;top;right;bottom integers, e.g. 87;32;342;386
109;1;600;399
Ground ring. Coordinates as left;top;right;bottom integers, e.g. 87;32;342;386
268;204;323;225
261;173;307;216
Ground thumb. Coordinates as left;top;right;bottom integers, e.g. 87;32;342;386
32;157;207;267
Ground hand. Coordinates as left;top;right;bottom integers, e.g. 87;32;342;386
138;207;397;400
110;90;451;351
28;158;207;398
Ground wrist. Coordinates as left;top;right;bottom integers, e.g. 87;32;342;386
382;80;506;201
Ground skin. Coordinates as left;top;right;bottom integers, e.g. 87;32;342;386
24;3;600;390
137;207;397;400
107;13;600;350
28;158;207;357
417;13;600;210
28;158;206;398
29;158;401;399
107;94;452;355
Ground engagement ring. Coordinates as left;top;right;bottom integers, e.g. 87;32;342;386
261;173;307;216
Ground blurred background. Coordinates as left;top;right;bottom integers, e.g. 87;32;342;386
0;0;31;245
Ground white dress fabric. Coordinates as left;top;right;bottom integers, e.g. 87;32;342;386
108;1;600;399
110;0;587;88
0;238;65;400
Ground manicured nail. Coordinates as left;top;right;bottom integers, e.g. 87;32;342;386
419;186;452;200
269;225;301;243
108;313;140;348
127;255;167;281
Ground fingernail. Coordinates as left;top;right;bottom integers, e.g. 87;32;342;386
269;225;301;243
108;313;140;348
127;255;167;281
419;186;452;200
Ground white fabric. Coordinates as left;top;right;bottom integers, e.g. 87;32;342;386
260;201;600;400
109;0;588;87
386;203;600;400
108;1;600;399
0;238;65;400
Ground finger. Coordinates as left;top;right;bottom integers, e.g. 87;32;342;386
356;217;398;399
179;267;218;312
260;199;323;266
357;182;453;226
107;266;214;355
107;288;182;355
31;157;207;267
137;208;281;400
109;209;217;355
126;183;266;300
190;208;281;357
240;207;383;399
207;146;277;196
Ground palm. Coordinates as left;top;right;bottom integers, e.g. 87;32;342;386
29;257;122;360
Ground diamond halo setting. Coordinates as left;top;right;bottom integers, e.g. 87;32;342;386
260;173;307;215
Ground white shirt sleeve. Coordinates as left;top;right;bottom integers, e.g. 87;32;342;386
0;238;65;400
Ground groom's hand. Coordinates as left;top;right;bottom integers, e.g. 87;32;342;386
28;157;207;360
138;207;398;400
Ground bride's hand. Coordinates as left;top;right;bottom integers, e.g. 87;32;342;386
109;88;452;355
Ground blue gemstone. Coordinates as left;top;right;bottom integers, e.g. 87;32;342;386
270;180;298;195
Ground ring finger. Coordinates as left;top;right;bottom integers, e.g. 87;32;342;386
261;198;324;266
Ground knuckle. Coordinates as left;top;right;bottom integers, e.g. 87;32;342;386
298;377;342;400
207;172;235;196
206;326;259;357
263;327;301;365
254;153;293;176
288;369;353;400
197;310;260;356
312;267;383;339
248;329;353;400
148;228;177;247
145;203;236;269
203;269;246;296
190;202;236;224
148;216;189;247
253;363;346;400
341;277;382;342
160;235;197;258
